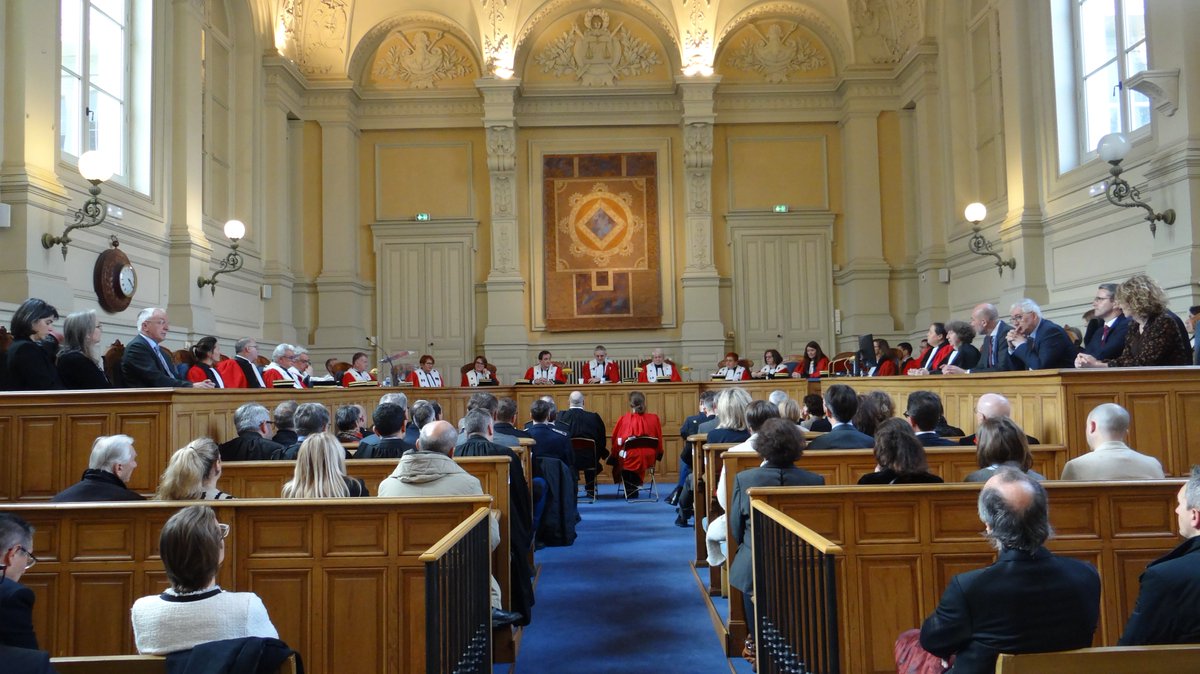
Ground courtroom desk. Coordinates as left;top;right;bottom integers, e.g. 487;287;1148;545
748;481;1184;673
8;496;491;674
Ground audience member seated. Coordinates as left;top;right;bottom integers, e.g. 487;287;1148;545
729;419;824;655
583;344;621;384
610;391;664;494
527;398;574;469
558;391;608;497
494;397;531;443
525;350;566;385
353;403;413;459
674;390;716;526
868;338;899;376
638;348;682;383
1079;283;1130;361
898;469;1099;673
461;355;499;387
183;336;225;387
858;418;944;484
0;298;63;391
714;352;751;381
122;307;211;388
851;390;895;437
1190;305;1200;366
946;302;1014;374
406;354;443;387
807;385;873;449
753;349;788;378
281;433;368;497
52;434;146;502
334;404;365;443
965;417;1045;482
270;400;299;447
56;309;111;389
959;393;1041;446
215;337;265;388
800;393;832;432
938;320;980;373
905;391;956;446
1005;298;1076;370
1061;403;1165;480
360;393;408;452
377;420;522;627
907;323;953;375
262;344;300;388
707;400;780;566
404;401;438;446
703;387;751;446
218;403;284;462
1119;466;1200;645
790;341;829;378
156;438;233;500
1076;273;1192;368
272;402;331;460
132;505;278;654
0;513;40;650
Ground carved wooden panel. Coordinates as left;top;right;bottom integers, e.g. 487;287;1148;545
246;515;314;558
1110;493;1175;537
69;572;134;655
69;519;135;560
858;556;923;672
19;416;62;497
324;514;388;556
248;569;312;660
1126;392;1172;472
64;415;106;489
325;569;387;674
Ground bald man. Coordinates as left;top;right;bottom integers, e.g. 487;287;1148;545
944;303;1012;374
1060;403;1164;480
912;469;1100;672
958;393;1041;446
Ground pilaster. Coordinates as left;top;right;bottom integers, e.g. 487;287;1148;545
260;61;305;344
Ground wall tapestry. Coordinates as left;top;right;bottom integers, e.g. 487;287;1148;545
543;152;661;331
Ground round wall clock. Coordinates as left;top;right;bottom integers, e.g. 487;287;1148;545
94;237;137;313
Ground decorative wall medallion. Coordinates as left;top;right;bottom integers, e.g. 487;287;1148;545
728;22;826;82
373;30;471;88
852;0;921;64
535;9;661;87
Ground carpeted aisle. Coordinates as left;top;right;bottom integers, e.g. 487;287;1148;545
513;489;743;673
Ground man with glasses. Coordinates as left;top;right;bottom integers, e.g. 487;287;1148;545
121;307;214;388
262;344;302;388
218;403;285;462
0;512;41;650
1080;283;1130;362
1004;298;1075;370
287;347;313;388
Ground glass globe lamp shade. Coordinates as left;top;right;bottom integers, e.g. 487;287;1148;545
964;202;987;224
78;150;114;183
1096;133;1130;163
223;219;246;241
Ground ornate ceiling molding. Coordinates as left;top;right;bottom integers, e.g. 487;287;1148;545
346;11;482;86
715;2;848;74
514;0;682;70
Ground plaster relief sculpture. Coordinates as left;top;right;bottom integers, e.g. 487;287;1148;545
373;30;471;88
728;22;826;83
536;9;661;86
852;0;921;64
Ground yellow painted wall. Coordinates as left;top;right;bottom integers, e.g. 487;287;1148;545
877;110;908;268
301;121;323;281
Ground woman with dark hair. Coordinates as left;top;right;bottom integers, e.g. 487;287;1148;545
610;391;664;492
131;505;277;653
939;320;981;372
461;355;499;386
870;338;900;376
852;391;895;437
406;354;444;387
334;404;365;442
1076;273;1191;368
791;341;829;378
910;323;953;375
341;351;375;386
56;309;111;389
714;352;750;381
753;349;787;378
965;417;1045;482
858;418;944;484
728;418;825;662
1;298;63;391
185;336;225;388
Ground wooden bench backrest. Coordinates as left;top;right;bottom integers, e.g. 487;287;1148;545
748;481;1183;674
994;644;1200;673
9;496;490;674
51;653;298;674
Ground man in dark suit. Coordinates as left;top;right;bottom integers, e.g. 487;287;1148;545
353;403;413;459
557;391;608;497
958;393;1041;446
1081;283;1130;361
1189;306;1200;366
917;469;1100;671
945;303;1013;374
359;392;407;452
807;384;874;449
52;435;146;502
270;400;300;447
906;391;956;446
1119;466;1200;645
495;398;533;441
0;513;40;650
672;390;717;521
121;308;214;388
218;403;284;461
526;398;574;469
272;402;331;460
1005;299;1076;370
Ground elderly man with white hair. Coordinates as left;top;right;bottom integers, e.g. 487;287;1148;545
958;393;1041;446
1061;403;1164;480
262;343;302;388
120;307;213;388
637;348;682;383
1004;298;1075;370
52;435;146;501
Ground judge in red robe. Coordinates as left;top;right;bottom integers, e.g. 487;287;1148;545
524;350;566;385
405;354;444;387
341;352;376;386
584;345;621;384
637;349;682;383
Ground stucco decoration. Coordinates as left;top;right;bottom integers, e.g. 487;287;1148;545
371;29;473;88
278;0;351;76
716;2;847;75
535;9;662;86
852;0;922;64
350;13;482;89
726;21;826;82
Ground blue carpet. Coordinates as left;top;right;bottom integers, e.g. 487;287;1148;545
513;490;737;673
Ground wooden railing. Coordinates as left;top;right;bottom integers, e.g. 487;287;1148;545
751;500;842;674
421;508;493;674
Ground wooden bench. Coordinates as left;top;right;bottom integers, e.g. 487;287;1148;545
9;496;490;674
51;653;298;674
994;644;1200;672
746;480;1184;673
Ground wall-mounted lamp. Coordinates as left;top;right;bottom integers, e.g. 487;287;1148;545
197;219;246;294
42;150;113;259
1095;133;1175;236
965;202;1016;276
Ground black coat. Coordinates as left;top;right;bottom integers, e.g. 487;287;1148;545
1119;535;1200;645
940;343;980;372
0;581;38;650
535;456;578;547
917;432;957;447
0;645;53;674
808;417;833;433
0;340;64;391
557;407;608;463
121;335;191;388
56;350;111;389
495;422;533;440
729;466;825;592
219;432;285;462
527;424;574;470
352;436;413;460
857;469;944;485
807;423;874;449
920;546;1099;673
678;412;714;468
271;429;298;447
705;428;751;445
51;469;145;502
165;637;302;674
1082;315;1130;361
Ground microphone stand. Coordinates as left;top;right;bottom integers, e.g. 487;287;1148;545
366;337;394;387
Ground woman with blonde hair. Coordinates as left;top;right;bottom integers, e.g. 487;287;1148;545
1076;273;1191;368
56;309;111;389
778;397;804;425
281;432;369;498
156;438;232;500
707;387;753;444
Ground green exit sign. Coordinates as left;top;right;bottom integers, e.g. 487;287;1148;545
415;213;430;221
773;204;789;213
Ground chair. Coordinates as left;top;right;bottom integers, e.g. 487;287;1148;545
460;361;499;386
571;437;598;502
829;351;855;375
635;357;679;382
0;326;12;356
102;339;125;387
173;348;195;379
619;435;662;502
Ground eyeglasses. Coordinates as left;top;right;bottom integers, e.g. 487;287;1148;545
1094;295;1113;302
217;523;230;539
1010;314;1025;321
16;545;37;570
